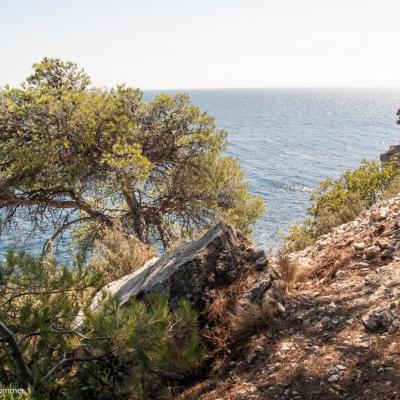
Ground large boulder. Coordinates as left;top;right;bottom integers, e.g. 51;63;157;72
84;223;284;323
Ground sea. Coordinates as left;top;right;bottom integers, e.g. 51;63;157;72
1;88;400;259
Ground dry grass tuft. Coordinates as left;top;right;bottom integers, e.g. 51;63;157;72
89;219;156;287
382;175;400;199
230;303;274;340
203;268;256;351
203;265;275;360
277;253;303;295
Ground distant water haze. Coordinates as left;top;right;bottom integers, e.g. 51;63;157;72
1;88;400;257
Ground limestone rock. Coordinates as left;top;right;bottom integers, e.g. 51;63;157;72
364;245;380;260
353;242;366;251
81;223;284;325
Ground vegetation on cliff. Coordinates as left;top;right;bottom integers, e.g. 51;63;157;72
286;158;400;251
0;58;264;252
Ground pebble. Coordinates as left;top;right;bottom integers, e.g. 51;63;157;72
280;343;293;352
327;301;337;309
246;353;257;364
321;316;331;327
382;249;394;259
353;242;366;251
364;245;380;259
328;374;339;383
254;345;266;354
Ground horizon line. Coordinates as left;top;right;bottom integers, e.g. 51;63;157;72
142;85;400;91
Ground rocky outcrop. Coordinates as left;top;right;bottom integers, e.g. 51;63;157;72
380;143;400;162
292;194;400;270
85;223;284;323
179;195;400;400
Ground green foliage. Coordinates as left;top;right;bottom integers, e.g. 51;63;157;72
0;58;265;251
286;160;400;251
0;251;205;400
0;250;99;391
66;293;206;400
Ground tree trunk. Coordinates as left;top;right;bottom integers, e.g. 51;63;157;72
0;320;33;387
156;218;173;249
131;207;148;244
121;179;148;244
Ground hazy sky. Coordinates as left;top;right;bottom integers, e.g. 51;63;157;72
1;0;400;89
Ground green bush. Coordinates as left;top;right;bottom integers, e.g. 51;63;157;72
70;293;206;400
285;160;400;252
0;250;99;391
0;251;205;400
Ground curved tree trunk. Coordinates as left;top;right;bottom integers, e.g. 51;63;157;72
0;320;33;387
156;216;173;249
121;178;148;244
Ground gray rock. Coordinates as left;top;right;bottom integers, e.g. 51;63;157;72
78;223;284;327
254;345;266;354
353;242;366;251
328;374;339;383
280;342;293;352
327;301;337;310
382;249;394;259
362;307;399;332
364;245;380;260
380;144;400;162
321;316;332;328
303;318;311;327
246;353;257;364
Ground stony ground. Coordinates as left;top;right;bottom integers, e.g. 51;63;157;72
179;195;400;400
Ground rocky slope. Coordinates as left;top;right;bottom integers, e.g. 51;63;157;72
179;194;400;400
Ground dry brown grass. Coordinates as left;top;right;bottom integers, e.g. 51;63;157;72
277;253;305;295
89;220;156;287
203;267;256;352
382;175;400;200
230;303;274;340
203;265;275;361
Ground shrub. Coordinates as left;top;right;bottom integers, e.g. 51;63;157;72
0;251;205;400
0;250;99;393
285;223;316;253
286;160;400;251
230;303;274;340
70;293;206;400
89;220;156;288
